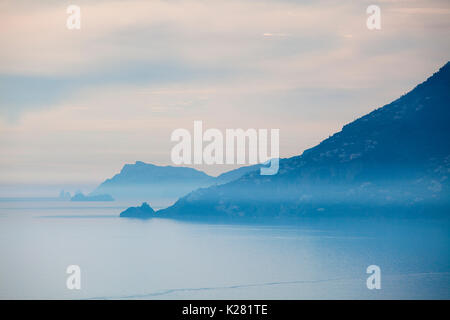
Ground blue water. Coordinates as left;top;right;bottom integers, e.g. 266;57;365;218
0;200;448;299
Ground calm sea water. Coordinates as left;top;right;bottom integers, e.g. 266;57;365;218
0;200;448;299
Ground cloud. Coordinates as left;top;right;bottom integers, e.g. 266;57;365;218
0;0;449;187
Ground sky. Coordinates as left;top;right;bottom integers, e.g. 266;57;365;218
0;0;449;196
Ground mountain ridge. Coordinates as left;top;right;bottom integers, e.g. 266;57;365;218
93;161;264;203
155;62;450;221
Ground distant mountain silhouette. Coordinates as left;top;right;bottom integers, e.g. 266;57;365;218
71;192;114;202
157;62;450;222
92;161;263;203
91;161;212;202
120;202;155;219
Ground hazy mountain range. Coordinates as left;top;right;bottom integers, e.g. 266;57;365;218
71;193;114;202
145;62;450;222
92;161;262;203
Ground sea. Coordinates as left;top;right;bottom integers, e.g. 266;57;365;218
0;199;448;299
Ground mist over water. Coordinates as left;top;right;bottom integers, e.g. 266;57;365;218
0;200;448;299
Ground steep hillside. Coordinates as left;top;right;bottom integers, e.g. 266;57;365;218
158;62;450;221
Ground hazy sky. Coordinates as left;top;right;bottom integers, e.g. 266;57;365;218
0;0;449;195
